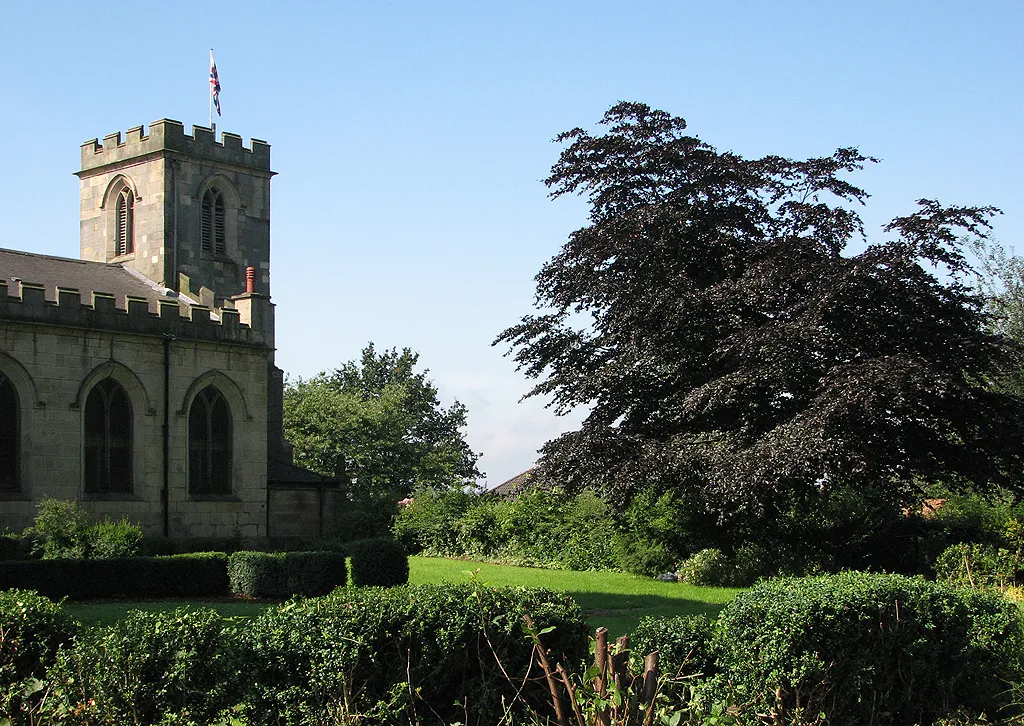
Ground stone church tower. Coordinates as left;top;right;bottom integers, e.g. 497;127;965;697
0;121;333;540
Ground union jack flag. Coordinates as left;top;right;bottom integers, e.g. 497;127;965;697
210;50;222;116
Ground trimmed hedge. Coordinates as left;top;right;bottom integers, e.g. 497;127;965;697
46;608;235;725
348;537;409;586
713;572;1024;725
236;583;588;725
0;553;229;599
0;590;78;720
631;614;715;679
228;550;347;598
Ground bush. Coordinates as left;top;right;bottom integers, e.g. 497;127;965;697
0;589;78;720
87;517;143;559
714;572;1024;725
0;553;230;599
286;551;347;596
228;551;345;597
23;498;90;559
348;537;409;587
0;536;20;561
392;488;475;555
677;548;731;586
229;551;289;598
46;608;236;725
631;614;715;679
235;583;588;725
934;542;1020;590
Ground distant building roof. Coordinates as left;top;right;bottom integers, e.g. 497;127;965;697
489;466;543;498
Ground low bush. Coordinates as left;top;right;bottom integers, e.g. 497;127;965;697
235;583;588;725
229;551;289;598
677;548;731;586
935;541;1021;590
21;499;144;560
713;572;1024;725
0;589;78;720
286;551;347;596
348;537;409;586
631;614;715;679
228;551;346;598
0;536;20;561
87;517;143;559
46;607;236;725
0;553;229;599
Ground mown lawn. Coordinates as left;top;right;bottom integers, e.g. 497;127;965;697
63;555;742;636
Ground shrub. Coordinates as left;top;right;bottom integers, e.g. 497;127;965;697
714;572;1024;725
0;536;20;561
934;542;1020;590
285;551;347;596
0;554;230;599
392;488;475;555
229;551;289;598
87;517;143;559
46;608;236;725
677;548;731;586
348;537;409;587
235;583;588;725
0;589;78;719
631;614;715;679
23;498;90;559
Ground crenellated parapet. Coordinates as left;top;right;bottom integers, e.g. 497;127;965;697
79;119;272;175
0;279;272;347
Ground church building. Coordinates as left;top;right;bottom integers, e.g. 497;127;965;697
0;120;334;539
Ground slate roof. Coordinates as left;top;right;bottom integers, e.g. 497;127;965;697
489;466;543;498
0;247;192;314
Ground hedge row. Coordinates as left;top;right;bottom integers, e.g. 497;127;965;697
1;584;588;726
0;544;382;599
633;572;1024;725
0;553;230;599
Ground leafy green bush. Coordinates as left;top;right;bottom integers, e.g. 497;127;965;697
46;608;236;725
935;542;1020;590
393;488;476;555
631;614;715;679
235;583;588;725
87;517;143;559
0;554;230;599
0;589;78;720
714;572;1024;725
285;551;347;596
21;499;143;561
228;551;289;598
23;498;90;559
0;536;20;561
348;537;409;586
677;548;731;586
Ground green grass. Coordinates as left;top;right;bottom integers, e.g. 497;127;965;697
62;555;742;636
409;556;741;636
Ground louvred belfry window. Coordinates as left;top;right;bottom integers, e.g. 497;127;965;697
116;188;134;255
189;386;232;496
0;373;19;492
201;188;226;255
84;379;133;494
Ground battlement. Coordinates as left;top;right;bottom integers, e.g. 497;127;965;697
79;120;272;174
0;278;271;348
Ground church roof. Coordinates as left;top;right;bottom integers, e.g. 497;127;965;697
0;247;189;314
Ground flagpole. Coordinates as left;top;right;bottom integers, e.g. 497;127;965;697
209;49;216;134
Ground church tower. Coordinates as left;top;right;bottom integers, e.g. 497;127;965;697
76;120;275;302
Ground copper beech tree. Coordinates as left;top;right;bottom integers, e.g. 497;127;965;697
497;103;1024;534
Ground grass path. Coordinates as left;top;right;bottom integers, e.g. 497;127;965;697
63;556;742;636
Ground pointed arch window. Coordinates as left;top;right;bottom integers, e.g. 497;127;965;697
0;373;19;492
201;188;226;256
189;386;232;496
116;188;134;256
84;379;133;494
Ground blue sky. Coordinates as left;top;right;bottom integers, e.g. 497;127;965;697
1;1;1021;486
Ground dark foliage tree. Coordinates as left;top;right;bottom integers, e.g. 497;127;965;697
496;102;1024;540
284;344;481;498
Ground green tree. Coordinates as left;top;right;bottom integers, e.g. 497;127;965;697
496;102;1024;539
283;344;481;498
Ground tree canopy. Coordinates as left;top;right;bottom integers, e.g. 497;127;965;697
283;344;481;497
496;102;1024;525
